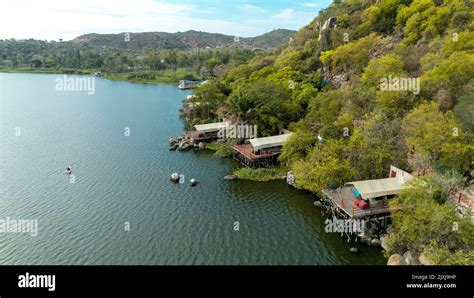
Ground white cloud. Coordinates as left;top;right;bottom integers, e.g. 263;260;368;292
273;9;296;21
300;2;325;8
238;4;265;13
0;0;198;40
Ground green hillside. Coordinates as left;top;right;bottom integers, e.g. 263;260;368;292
186;0;474;265
72;29;296;51
0;29;295;82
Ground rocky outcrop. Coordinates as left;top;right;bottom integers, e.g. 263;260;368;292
387;251;433;266
317;17;336;49
330;73;350;89
318;17;336;41
387;254;407;265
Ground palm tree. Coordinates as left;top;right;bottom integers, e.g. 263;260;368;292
228;91;261;122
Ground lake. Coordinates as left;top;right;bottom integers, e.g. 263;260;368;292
0;73;386;265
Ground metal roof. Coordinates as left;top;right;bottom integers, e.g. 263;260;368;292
193;122;229;133
345;176;412;200
249;133;293;151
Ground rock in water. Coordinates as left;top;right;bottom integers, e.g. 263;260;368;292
285;171;296;186
190;179;198;186
387;254;407;266
370;238;381;246
224;175;238;180
313;201;323;208
170;173;179;183
359;236;370;244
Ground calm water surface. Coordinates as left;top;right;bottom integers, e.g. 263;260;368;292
0;73;386;265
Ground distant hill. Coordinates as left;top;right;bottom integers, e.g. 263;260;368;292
71;29;296;52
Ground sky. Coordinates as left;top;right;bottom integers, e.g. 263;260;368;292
0;0;332;40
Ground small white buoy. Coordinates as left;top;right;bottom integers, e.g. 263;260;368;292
190;178;198;186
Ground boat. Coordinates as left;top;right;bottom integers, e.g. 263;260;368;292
65;165;72;175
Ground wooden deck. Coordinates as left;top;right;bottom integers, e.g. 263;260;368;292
231;144;280;167
231;144;277;160
322;187;391;219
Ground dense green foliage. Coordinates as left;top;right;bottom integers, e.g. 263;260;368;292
387;174;473;265
205;141;233;157
233;166;288;182
0;37;257;81
0;30;296;82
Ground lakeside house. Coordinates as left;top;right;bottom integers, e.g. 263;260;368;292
322;166;413;221
184;121;229;141
232;131;293;168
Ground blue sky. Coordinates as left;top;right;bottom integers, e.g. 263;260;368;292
0;0;332;40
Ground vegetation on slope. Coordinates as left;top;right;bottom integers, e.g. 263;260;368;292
185;0;474;264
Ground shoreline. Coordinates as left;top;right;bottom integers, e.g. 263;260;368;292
0;67;198;85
